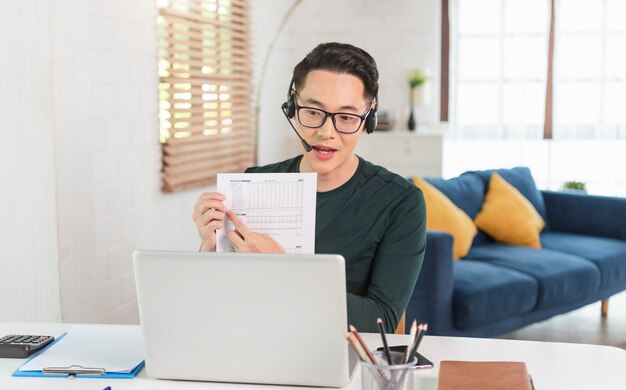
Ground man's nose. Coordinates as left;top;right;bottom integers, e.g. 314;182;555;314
317;115;335;138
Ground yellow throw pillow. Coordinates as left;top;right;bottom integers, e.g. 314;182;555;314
474;173;545;249
413;176;477;260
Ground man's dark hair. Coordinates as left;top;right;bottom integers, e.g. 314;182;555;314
290;42;379;101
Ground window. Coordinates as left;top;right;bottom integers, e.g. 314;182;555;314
449;0;549;139
444;0;626;196
448;0;626;140
158;0;253;192
554;0;626;139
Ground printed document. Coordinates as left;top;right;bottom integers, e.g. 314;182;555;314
216;172;317;254
18;324;144;373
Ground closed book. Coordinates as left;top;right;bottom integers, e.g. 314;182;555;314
438;361;533;390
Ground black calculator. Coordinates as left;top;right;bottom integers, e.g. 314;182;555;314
0;335;55;358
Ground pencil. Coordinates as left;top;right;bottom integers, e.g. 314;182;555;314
345;332;389;386
344;332;372;363
404;320;417;363
413;323;428;352
376;318;393;365
406;323;426;364
349;324;378;365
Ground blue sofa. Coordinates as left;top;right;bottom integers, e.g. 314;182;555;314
406;167;626;337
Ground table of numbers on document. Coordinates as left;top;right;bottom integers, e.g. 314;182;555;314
229;179;304;231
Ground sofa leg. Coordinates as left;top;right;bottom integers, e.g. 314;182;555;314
601;299;609;317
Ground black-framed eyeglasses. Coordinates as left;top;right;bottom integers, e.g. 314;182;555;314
295;102;373;134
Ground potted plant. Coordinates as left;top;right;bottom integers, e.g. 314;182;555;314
562;180;587;193
407;69;428;131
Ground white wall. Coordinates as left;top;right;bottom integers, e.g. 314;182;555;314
78;0;202;323
252;0;301;165
0;1;62;322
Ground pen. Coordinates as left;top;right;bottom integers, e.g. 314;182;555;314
376;318;393;365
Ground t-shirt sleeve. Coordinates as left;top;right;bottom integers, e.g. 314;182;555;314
347;185;427;333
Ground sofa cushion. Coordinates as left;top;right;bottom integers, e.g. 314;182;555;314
425;174;493;248
541;231;626;291
425;174;485;219
453;260;539;330
469;167;547;222
413;176;477;259
467;244;601;309
474;173;545;248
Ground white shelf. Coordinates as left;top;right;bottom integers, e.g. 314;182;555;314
354;131;443;178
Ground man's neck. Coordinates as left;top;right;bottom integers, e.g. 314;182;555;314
303;154;359;193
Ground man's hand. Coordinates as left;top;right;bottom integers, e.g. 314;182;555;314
227;210;285;254
192;192;227;252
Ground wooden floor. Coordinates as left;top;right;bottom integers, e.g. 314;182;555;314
501;291;626;349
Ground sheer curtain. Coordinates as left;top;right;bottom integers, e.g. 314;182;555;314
449;0;549;140
553;0;626;140
445;0;626;196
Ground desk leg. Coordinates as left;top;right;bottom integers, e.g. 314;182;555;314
601;298;609;317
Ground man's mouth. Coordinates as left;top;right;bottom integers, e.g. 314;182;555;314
312;145;337;155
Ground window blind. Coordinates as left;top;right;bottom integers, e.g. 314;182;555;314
158;0;253;192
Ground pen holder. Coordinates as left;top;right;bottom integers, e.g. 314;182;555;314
360;351;416;390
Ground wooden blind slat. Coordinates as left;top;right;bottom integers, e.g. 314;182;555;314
163;133;252;156
161;9;248;34
166;113;251;127
163;128;251;146
159;0;253;192
163;154;253;184
167;106;251;115
161;75;250;85
163;144;254;166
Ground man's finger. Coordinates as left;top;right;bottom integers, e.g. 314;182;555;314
228;230;246;251
227;210;252;240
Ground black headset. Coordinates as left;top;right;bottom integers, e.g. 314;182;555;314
281;79;379;134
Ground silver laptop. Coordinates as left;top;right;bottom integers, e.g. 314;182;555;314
133;250;357;387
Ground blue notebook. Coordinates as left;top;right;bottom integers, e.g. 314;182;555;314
13;325;145;379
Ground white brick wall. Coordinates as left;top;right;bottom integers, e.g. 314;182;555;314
0;1;62;322
84;0;202;323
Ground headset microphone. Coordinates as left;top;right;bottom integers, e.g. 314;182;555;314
281;101;313;152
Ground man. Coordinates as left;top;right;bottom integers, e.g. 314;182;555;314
192;42;426;332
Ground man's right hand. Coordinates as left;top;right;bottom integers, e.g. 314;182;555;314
192;192;227;252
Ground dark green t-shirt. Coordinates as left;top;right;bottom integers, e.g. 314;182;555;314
246;155;426;332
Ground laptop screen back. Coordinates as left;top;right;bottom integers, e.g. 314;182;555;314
133;251;354;387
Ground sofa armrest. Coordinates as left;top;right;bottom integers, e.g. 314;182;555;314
405;229;456;335
542;190;626;241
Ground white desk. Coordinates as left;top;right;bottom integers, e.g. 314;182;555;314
2;322;626;389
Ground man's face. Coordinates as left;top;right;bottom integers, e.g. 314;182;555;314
295;70;373;177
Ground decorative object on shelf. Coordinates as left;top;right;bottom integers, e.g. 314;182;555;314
374;110;395;131
562;180;587;193
407;69;428;131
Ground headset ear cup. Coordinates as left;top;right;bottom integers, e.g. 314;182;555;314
287;95;296;118
365;111;377;133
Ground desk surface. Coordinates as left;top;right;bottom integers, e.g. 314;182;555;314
1;322;625;389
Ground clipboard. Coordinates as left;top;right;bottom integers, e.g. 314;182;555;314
12;325;145;379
